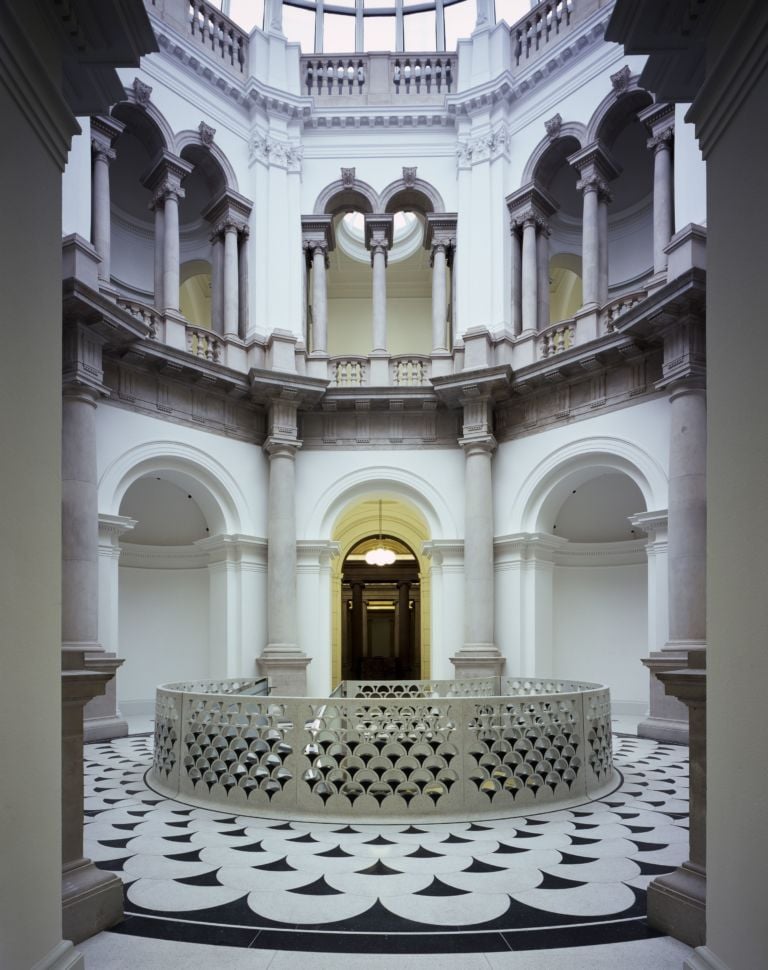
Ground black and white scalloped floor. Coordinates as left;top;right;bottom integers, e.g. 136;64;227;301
80;732;695;968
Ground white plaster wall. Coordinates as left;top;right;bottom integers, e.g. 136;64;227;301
118;563;210;705
112;221;155;294
553;561;648;710
96;404;268;535
494;396;671;536
327;297;432;356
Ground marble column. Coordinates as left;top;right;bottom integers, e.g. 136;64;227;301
451;394;504;677
351;581;364;678
61;321;124;941
152;199;165;310
364;214;394;358
579;178;600;307
521;217;539;331
301;215;335;366
639;102;676;278
510;220;522;336
258;398;310;695
431;242;449;352
210;227;224;332
537;220;551;329
371;243;388;352
142;152;193;315
238;226;249;337
223;221;239;337
90;115;123;286
568;144;619;310
506;184;557;336
640;316;706;743
311;242;329;353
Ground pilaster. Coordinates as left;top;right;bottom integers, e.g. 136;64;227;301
301;214;335;365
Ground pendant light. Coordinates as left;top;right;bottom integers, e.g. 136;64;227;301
365;500;396;566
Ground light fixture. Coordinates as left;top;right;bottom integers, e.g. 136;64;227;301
365;500;396;566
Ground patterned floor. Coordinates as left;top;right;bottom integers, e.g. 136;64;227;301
84;734;689;954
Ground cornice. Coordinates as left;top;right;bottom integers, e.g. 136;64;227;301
119;542;208;570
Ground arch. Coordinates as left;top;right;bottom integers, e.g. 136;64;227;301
585;77;654;148
112;97;173;156
521;122;587;186
303;465;459;541
175;129;239;192
515;436;667;534
313;178;380;215
99;440;252;536
379;177;445;214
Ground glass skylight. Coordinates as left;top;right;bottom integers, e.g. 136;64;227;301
211;0;533;53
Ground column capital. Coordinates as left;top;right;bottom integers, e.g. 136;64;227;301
90;114;124;159
202;187;253;231
141;149;193;202
647;126;675;154
638;101;676;148
301;214;335;252
459;434;497;456
364;213;394;254
303;238;330;269
424;211;458;250
568;141;621;188
264;437;302;459
506;181;558;229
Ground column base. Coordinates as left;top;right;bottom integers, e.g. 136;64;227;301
450;645;505;679
647;861;706;949
684;946;733;970
84;652;127;741
32;941;84;970
639;646;694;742
62;858;124;945
257;646;311;696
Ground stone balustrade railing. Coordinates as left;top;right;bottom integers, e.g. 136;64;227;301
301;52;455;101
602;290;648;332
539;319;575;358
186;325;222;362
150;677;616;821
391;356;431;386
116;296;159;339
331;357;368;386
511;0;578;69
149;0;247;76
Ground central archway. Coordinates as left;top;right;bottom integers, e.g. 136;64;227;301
331;496;431;686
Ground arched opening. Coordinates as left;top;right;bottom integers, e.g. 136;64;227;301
326;209;431;357
330;494;432;686
547;469;649;711
533;135;583;325
341;533;421;680
180;258;212;328
109;103;167;300
116;472;214;711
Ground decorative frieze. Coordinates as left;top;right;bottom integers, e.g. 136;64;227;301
456;124;512;169
248;135;303;172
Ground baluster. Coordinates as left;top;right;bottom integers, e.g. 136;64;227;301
357;61;365;90
414;61;421;92
393;61;401;91
445;59;452;90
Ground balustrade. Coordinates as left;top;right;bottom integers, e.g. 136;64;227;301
512;0;574;68
391;356;431;386
300;53;455;100
116;297;159;339
149;0;247;75
332;357;368;386
540;320;575;357
186;325;221;362
602;290;648;331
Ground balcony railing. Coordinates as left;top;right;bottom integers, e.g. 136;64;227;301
150;0;247;76
602;290;648;332
301;52;455;102
332;357;368;386
391;356;431;386
116;296;159;339
511;0;579;69
186;325;222;362
539;320;575;358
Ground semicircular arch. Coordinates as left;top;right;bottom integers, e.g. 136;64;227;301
314;178;380;215
175;129;239;192
521;123;587;186
515;436;667;534
379;177;445;214
99;440;252;536
112;96;174;155
585;78;654;147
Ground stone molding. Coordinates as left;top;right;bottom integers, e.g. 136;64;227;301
118;542;209;570
422;540;464;565
297;539;341;567
424;212;457;258
62;320;108;397
506;181;559;229
456;123;512;169
248;134;303;172
141;149;193;202
567;141;621;192
201;186;253;235
194;533;268;565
